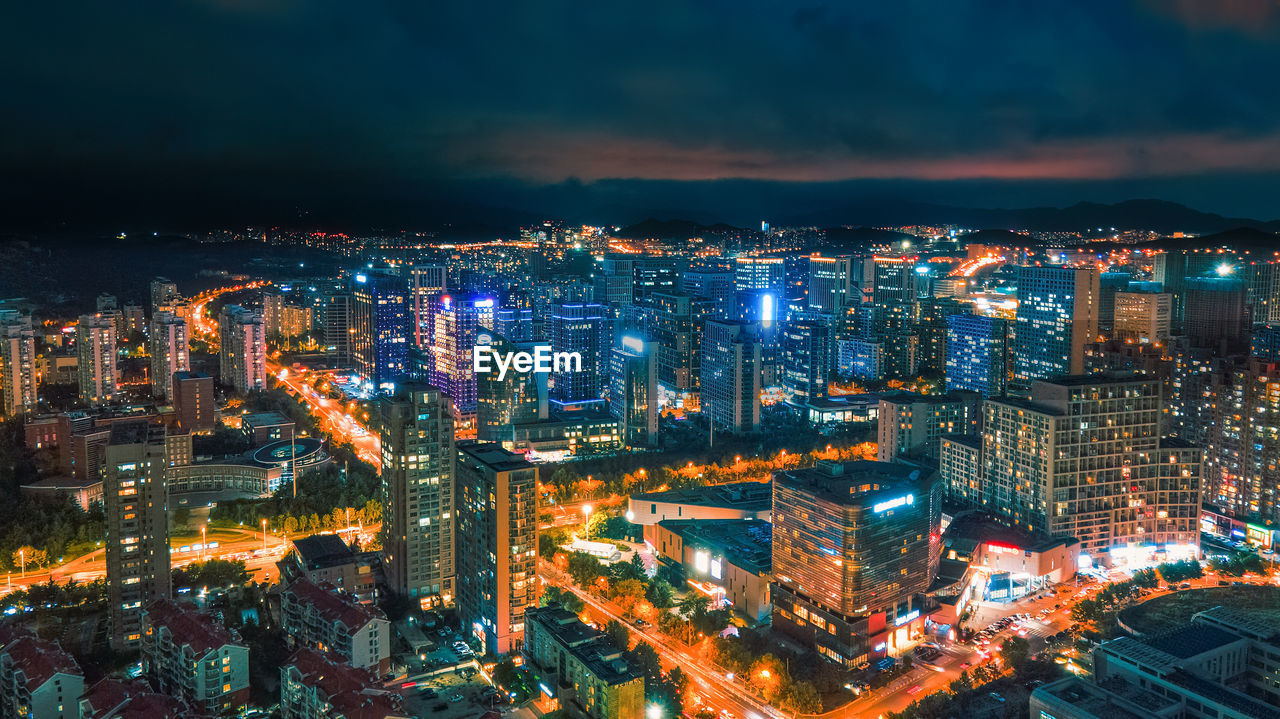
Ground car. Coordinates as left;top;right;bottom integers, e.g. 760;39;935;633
421;689;438;699
959;662;970;669
989;692;1006;703
450;694;464;702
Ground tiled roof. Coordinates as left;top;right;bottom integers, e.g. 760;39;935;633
79;678;193;719
284;648;403;718
286;579;385;629
0;634;82;688
144;598;242;655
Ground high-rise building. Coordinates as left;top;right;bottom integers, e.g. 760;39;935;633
807;255;855;314
350;272;410;393
218;305;266;394
876;390;981;461
646;292;714;392
549;303;608;407
149;277;178;317
1154;249;1231;331
316;290;352;366
148;311;189;400
1183;276;1249;350
426;294;495;424
104;421;171;649
1097;272;1131;333
76;314;118;406
945;314;1010;398
701;320;761;432
976;374;1202;564
780;321;829;403
771;460;941;666
494;308;535;342
682;269;734;318
1112;290;1172;344
0;315;36;416
915;297;964;376
608;336;659;447
409;264;447;347
1201;357;1280;524
595;256;635;307
477;334;548;443
121;304;146;338
172;371;215;432
734;257;786;295
455;441;538;656
377;383;455;604
1012;266;1100;390
869;255;919;321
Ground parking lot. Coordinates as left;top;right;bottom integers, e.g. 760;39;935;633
400;674;502;719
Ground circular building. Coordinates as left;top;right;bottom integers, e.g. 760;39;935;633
252;437;331;493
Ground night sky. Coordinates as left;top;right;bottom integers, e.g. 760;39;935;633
6;1;1280;229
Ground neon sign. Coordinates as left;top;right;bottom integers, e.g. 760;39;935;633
873;494;914;513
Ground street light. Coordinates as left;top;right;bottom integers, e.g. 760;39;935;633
201;526;207;561
583;504;593;541
262;519;268;553
647;706;663;719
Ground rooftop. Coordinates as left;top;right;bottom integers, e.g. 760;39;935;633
241;410;294;427
632;480;771;511
0;634;82;688
283;648;403;719
526;605;643;686
773;460;935;507
943;511;1076;554
20;474;103;490
79;678;192;719
1194;606;1280;642
1144;623;1244;659
1032;677;1165;719
457;440;536;472
291;533;357;570
285;579;386;629
655;519;772;575
144;599;243;656
878;390;979;405
1168;668;1280;719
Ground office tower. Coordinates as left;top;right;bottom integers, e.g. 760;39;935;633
780;321;829;403
682;269;734;317
350;272;410;392
316;290;352;366
218;305;267;394
979;374;1202;563
1112;290;1172;344
1202;357;1280;523
76;314;118;406
1251;325;1280;362
149;277;178;317
915;297;964;376
121;304;146;338
1012;266;1100;389
633;258;678;301
455;441;538;655
377;384;455;604
734;257;785;295
494;308;534;342
0;315;36;416
172;371;215;432
549;303;608;407
876;390;981;461
608;336;659;447
945;314;1010;398
104;421;171;649
477;334;548;443
771;461;942;666
1097;272;1131;333
836;337;885;380
1154;249;1230;331
1183;276;1248;349
870;255;919;320
148;311;189;400
426;294;494;423
807;255;855;313
702;320;762;432
595;256;635;306
645;293;715;394
409;264;447;347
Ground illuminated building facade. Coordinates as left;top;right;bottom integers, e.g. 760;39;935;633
350;272;410;393
945;313;1010;398
1012;266;1099;391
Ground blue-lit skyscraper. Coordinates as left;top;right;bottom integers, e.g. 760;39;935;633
780;321;829;402
550;303;609;407
350;271;410;393
426;294;495;425
609;336;659;447
945;314;1010;398
1012;266;1099;389
734;257;785;295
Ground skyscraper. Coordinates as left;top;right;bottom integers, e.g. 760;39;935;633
976;373;1202;564
806;255;855;314
149;277;178;318
76;314;118;406
455;441;537;655
608;336;659;447
1112;290;1172;344
1012;266;1099;390
701;320;761;432
681;269;734;318
646;292;714;393
377;383;455;604
771;460;941;666
317;290;353;366
409;264;447;347
218;305;267;394
104;420;171;649
734;257;785;295
148;311;189;400
549;303;608;407
945;314;1010;398
350;272;410;393
780;321;829;403
1183;276;1248;350
0;314;36;416
477;334;548;443
1201;357;1280;524
426;294;495;425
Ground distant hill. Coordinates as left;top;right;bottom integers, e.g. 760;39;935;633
1142;226;1280;251
615;218;748;240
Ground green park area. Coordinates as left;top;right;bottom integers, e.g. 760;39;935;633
1118;584;1280;635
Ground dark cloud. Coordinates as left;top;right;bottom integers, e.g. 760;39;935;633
3;0;1280;228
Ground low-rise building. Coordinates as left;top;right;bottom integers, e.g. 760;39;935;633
628;481;772;546
18;475;103;510
278;534;379;603
78;679;194;719
523;605;644;719
0;626;84;719
140;599;250;715
281;579;391;674
241;410;295;446
279;648;406;719
651;519;772;622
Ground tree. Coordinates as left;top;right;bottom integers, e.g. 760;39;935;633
748;654;788;702
1000;636;1031;671
647;578;675;608
11;546;47;570
781;681;822;715
678;592;710;619
567;552;605;586
629;641;662;680
605;619;631;651
493;658;519;688
541;586;586;614
610;578;647;616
